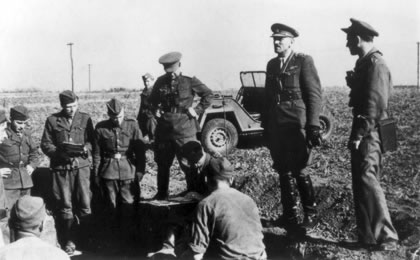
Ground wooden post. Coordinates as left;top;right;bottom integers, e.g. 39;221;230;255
67;43;74;92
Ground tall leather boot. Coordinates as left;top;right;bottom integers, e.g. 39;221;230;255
155;167;170;200
296;174;318;229
120;203;135;248
279;172;305;239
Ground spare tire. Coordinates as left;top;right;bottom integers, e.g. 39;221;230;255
201;118;238;155
319;113;334;141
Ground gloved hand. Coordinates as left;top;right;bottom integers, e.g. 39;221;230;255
187;107;199;120
135;172;144;182
306;125;322;148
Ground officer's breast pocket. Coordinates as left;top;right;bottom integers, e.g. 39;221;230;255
53;128;68;143
283;67;300;87
72;126;86;144
178;85;191;99
102;133;115;150
120;130;131;148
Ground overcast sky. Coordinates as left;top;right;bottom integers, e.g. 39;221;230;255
0;0;419;92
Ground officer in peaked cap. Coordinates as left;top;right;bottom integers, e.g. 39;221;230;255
137;73;157;143
149;52;212;200
271;23;299;38
41;90;94;255
0;105;39;215
262;22;323;239
341;18;379;37
342;18;399;251
92;97;145;248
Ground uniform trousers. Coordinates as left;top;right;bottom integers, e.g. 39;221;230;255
154;136;198;196
350;130;398;244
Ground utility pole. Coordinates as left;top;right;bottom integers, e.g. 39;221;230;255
67;43;74;92
417;42;419;91
88;64;91;92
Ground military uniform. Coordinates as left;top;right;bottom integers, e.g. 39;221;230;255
343;18;398;246
40;91;94;253
149;52;213;199
262;23;322;234
137;74;157;141
0;110;39;211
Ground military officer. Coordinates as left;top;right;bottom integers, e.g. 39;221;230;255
41;90;94;255
137;73;157;143
0;106;39;212
342;18;398;251
92;98;145;247
261;23;323;239
149;52;213;200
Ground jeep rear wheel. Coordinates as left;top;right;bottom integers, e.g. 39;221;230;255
201;119;238;155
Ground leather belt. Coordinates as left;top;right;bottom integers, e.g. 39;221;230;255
104;153;127;160
279;90;302;102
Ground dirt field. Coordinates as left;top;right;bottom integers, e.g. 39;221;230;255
1;87;419;259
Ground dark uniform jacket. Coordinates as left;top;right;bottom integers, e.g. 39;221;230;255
149;73;213;140
92;117;145;180
348;48;391;140
41;110;94;170
0;126;39;189
262;51;322;129
137;87;154;121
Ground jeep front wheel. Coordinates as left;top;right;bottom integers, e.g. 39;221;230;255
201;119;238;155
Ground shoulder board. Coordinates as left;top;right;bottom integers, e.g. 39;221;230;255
78;111;90;116
294;52;307;58
51;112;62;117
181;74;192;80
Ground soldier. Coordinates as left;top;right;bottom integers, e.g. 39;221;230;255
261;23;323;239
149;52;213;200
342;18;398;251
0;106;39;212
92;98;145;247
184;157;266;260
41;90;94;255
137;73;157;143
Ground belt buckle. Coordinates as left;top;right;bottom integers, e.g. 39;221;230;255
114;153;121;160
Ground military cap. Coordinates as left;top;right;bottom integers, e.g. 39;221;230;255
59;90;78;106
208;157;234;180
9;195;47;231
0;110;7;124
271;23;299;38
106;98;124;115
10;105;29;121
142;73;154;81
341;18;379;37
181;141;204;164
158;52;182;65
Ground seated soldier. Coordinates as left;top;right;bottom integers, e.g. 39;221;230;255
0;195;69;259
183;157;266;260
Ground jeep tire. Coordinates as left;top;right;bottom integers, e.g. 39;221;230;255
319;113;334;141
201;118;238;155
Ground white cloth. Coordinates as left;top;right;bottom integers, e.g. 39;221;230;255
0;237;70;260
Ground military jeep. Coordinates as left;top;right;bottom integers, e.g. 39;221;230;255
197;71;334;155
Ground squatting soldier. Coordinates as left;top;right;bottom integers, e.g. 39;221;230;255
41;90;94;255
137;73;157;143
92;98;145;247
261;23;323;239
149;52;213;200
0;106;39;212
342;18;398;251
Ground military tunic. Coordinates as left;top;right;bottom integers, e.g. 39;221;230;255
149;73;212;196
41;110;94;220
263;51;322;228
347;48;398;244
92;117;145;233
137;87;157;141
0;126;39;209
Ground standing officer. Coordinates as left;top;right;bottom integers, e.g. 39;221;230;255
342;18;398;251
149;52;213;200
261;23;323;239
137;73;157;143
41;90;94;255
0;106;39;212
92;98;145;247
